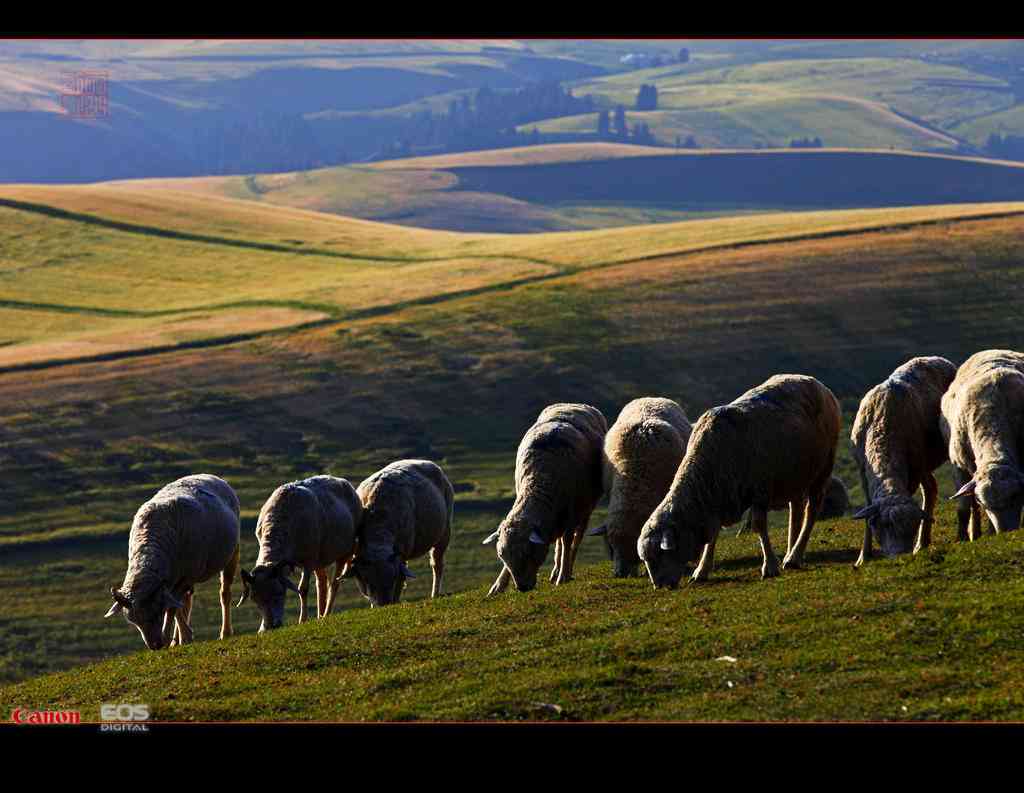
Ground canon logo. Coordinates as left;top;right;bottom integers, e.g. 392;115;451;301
11;708;81;725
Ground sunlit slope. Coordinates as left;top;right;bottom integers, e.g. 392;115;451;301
2;210;1024;684
2;183;1023;370
570;57;1014;149
524;96;960;150
3;505;1023;721
61;144;1024;233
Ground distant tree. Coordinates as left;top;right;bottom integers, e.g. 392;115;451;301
651;55;664;68
678;47;690;64
530;127;541;145
613;105;627;138
632;122;656;145
675;135;682;148
683;134;698;149
813;136;823;148
635;84;658;112
597;109;611;137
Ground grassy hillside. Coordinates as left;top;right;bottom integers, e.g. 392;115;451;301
568;56;1015;150
4;502;1023;722
3;186;1024;699
74;144;1024;233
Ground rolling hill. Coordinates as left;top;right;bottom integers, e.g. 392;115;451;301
2;182;1024;715
563;55;1018;151
61;144;1024;233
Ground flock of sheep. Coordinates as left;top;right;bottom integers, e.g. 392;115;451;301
104;349;1024;651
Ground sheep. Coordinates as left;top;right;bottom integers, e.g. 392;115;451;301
343;459;453;608
941;349;1024;538
483;403;606;594
850;356;957;563
638;375;840;588
237;475;363;631
588;397;692;578
103;474;240;650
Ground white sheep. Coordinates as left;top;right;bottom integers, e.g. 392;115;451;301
344;460;453;607
850;356;957;563
941;349;1024;537
104;474;240;650
483;403;606;593
237;475;363;630
589;397;692;578
638;375;840;588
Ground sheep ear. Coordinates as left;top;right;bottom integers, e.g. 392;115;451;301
481;530;500;545
659;531;675;551
949;480;977;501
853;504;879;520
110;587;132;610
529;530;546;545
587;523;607;536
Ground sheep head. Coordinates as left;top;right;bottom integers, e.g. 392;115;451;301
242;562;300;631
483;522;548;592
853;496;927;557
952;464;1024;533
104;583;182;650
345;552;415;607
637;501;705;589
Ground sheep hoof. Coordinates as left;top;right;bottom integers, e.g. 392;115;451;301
781;555;803;570
761;563;780;580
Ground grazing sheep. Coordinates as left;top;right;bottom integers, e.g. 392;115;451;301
638;375;840;588
237;475;363;631
589;397;692;578
344;460;453;607
483;403;606;593
850;356;957;564
104;474;240;650
941;349;1024;538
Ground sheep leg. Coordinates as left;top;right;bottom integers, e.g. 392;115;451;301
735;510;751;538
556;520;588;585
488;566;512;596
752;507;780;579
314;568;329;619
296;569;310;624
220;545;238;640
784;488;824;570
951;467;972;542
429;544;447;598
174;593;195;645
325;557;348;616
855;519;873;568
163;608;178;647
549;537;563;583
969;498;986;542
569;516;589;575
914;472;938;553
786;500;802;558
691;526;721;583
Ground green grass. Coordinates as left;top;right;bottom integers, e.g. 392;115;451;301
4;188;1024;718
569;56;1014;149
3;500;1023;721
